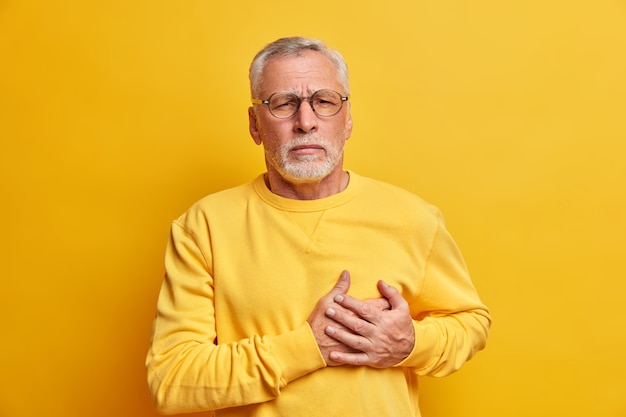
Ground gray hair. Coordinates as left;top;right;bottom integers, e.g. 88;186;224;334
249;36;350;99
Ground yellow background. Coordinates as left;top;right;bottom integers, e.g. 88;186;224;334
1;1;625;416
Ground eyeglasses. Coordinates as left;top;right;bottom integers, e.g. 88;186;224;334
251;89;349;119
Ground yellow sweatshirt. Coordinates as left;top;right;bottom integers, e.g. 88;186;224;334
146;172;490;416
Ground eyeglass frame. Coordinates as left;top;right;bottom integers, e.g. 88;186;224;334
251;89;350;119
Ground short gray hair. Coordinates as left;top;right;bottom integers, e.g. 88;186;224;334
249;36;350;98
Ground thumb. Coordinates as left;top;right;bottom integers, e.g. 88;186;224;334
330;270;351;295
377;280;407;310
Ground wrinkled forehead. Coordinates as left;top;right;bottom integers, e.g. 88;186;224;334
258;51;343;97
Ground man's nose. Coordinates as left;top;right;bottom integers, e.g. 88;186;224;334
293;100;318;133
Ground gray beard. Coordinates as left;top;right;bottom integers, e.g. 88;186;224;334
267;135;343;181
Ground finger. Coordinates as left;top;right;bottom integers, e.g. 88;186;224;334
326;306;372;335
329;349;370;366
334;294;378;322
377;280;409;310
366;297;391;311
325;324;370;350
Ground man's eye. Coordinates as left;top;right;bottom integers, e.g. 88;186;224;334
271;98;297;108
314;98;338;107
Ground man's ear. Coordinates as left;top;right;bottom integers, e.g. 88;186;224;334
248;107;262;145
346;113;353;140
345;103;353;140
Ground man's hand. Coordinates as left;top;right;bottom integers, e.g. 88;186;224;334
307;271;391;366
324;279;415;368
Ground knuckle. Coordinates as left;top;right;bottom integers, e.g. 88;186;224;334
353;338;364;349
352;321;366;333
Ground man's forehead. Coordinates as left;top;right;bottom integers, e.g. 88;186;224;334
274;69;327;78
260;53;339;91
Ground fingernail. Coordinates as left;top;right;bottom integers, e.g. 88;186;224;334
334;295;344;303
327;308;336;316
326;326;335;335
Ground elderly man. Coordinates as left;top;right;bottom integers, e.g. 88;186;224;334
147;36;490;416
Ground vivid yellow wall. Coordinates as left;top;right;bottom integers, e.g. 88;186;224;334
1;1;625;416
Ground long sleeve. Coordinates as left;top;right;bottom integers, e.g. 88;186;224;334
146;174;490;417
145;220;326;415
398;211;491;376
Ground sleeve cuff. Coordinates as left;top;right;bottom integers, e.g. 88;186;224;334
395;319;443;370
269;323;327;384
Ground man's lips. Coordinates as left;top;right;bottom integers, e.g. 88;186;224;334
290;144;324;153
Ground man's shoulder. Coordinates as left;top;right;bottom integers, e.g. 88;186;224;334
194;181;254;206
175;179;258;224
355;173;437;212
350;173;444;234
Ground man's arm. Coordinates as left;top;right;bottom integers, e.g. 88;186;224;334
320;212;491;376
146;221;329;414
321;280;490;375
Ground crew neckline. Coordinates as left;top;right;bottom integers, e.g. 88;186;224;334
252;170;360;212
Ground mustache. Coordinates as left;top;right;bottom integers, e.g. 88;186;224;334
286;134;327;149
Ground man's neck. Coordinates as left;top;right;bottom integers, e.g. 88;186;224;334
264;169;350;200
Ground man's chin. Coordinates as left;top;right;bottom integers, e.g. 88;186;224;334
280;163;334;183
